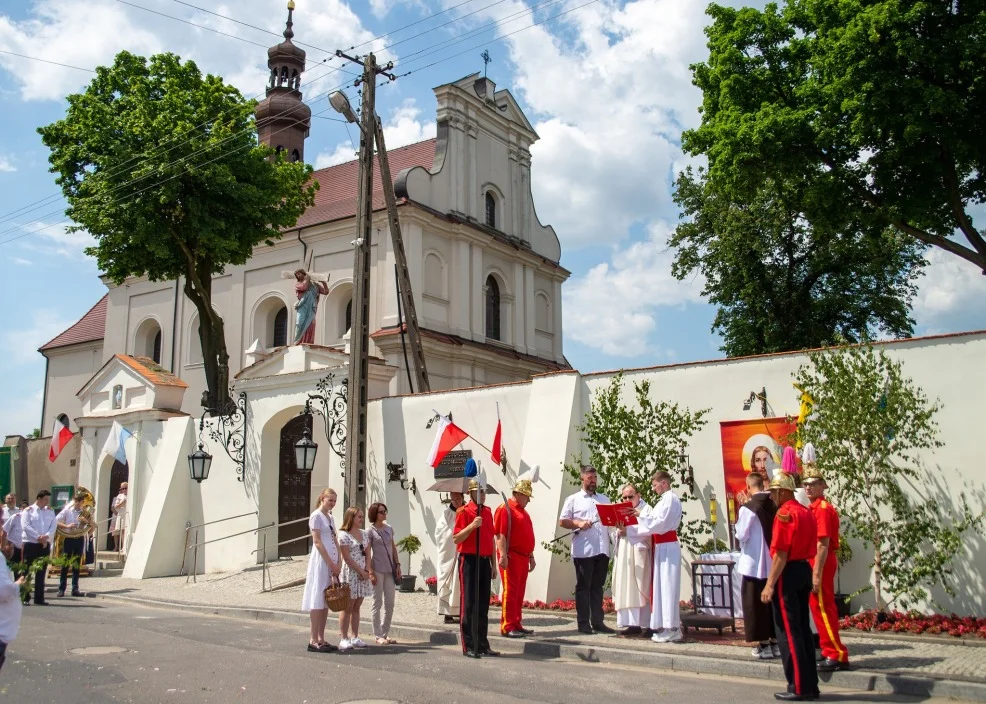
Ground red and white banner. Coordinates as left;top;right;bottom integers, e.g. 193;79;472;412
49;413;74;462
427;414;469;468
491;419;502;465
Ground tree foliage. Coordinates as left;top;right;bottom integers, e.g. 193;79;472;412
38;51;317;411
672;169;925;356
684;0;986;275
794;344;983;611
559;373;713;554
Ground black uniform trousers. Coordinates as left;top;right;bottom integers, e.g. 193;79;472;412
59;536;85;593
458;553;492;654
22;541;51;604
772;560;819;696
573;553;609;629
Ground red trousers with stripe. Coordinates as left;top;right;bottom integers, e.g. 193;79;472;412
810;559;849;663
499;554;529;634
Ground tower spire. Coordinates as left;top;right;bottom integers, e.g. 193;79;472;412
284;0;295;41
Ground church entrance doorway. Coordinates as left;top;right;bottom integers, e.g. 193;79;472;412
106;460;128;550
278;414;313;557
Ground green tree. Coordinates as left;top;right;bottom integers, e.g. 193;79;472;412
29;428;41;439
794;344;983;611
562;373;713;554
671;170;925;356
39;51;317;411
684;0;986;275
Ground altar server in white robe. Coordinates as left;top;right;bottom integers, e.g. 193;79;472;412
624;470;683;643
435;492;465;623
613;484;652;636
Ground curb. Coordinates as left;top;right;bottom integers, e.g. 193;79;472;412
91;593;986;703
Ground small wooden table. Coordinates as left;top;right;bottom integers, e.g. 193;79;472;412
680;559;737;635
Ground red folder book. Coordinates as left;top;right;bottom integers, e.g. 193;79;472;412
596;501;637;527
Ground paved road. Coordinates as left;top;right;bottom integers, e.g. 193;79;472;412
1;599;955;704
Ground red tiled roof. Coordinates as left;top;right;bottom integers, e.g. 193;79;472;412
118;355;188;388
294;138;437;229
39;295;107;352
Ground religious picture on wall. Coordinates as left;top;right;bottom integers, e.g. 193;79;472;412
719;417;796;523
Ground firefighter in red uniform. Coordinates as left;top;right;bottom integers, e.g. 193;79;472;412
494;479;536;638
804;468;850;671
453;479;498;658
761;472;820;701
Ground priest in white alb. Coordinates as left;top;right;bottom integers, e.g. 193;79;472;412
613;483;652;637
435;491;465;623
623;470;683;643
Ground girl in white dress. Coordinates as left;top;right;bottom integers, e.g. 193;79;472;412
337;506;374;651
300;488;341;653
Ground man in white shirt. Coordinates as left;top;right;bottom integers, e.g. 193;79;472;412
559;465;613;635
2;511;24;577
612;484;652;637
1;494;17;523
735;472;779;659
624;471;683;643
56;493;91;598
0;551;24;672
21;489;56;606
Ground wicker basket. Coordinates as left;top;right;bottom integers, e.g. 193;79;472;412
324;581;351;613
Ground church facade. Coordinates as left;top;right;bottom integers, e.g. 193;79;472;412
38;8;569;433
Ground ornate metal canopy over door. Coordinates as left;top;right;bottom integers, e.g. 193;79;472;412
278;414;313;557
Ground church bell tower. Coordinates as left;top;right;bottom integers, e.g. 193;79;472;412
255;1;311;162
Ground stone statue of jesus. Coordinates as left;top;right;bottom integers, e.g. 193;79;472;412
293;269;329;344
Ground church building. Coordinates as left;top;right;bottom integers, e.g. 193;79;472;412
38;5;569;433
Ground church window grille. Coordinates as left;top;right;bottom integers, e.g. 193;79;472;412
152;329;162;364
485;275;500;341
485;192;496;229
273;306;288;347
344;299;353;335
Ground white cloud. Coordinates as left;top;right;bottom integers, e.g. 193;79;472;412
0;0;380;102
0;155;15;172
913;248;986;318
15;220;96;261
562;221;704;356
1;309;75;367
0;390;43;438
12;257;31;265
313;98;435;169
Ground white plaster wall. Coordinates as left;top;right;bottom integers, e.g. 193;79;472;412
43;342;103;433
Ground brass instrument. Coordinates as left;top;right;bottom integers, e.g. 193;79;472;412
52;486;95;561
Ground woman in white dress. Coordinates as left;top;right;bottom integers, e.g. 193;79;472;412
337;506;374;651
300;488;341;653
110;483;128;554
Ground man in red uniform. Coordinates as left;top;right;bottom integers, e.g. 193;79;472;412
804;468;850;671
762;473;819;701
495;479;536;638
453;479;498;659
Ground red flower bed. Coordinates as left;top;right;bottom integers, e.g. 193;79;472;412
424;576;438;586
840;610;986;639
489;594;616;613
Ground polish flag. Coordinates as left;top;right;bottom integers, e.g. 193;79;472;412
49;413;74;462
427;414;469;468
491;409;502;466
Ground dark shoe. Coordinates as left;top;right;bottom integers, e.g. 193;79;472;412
480;648;501;657
464;651;482;659
35;600;49;606
773;694;805;701
818;657;850;671
618;626;642;637
641;629;654;638
307;643;321;652
444;615;456;624
317;643;337;653
503;630;526;638
519;627;534;635
71;590;84;597
593;624;616;634
577;626;594;634
57;590;65;598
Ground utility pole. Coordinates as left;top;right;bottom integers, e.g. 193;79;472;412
333;50;431;510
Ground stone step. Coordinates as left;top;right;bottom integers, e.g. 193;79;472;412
96;568;124;577
95;551;125;562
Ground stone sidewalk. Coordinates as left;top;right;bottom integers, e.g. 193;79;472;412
72;560;986;702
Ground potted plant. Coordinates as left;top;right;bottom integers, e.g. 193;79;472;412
835;539;853;618
396;534;421;592
425;575;438;595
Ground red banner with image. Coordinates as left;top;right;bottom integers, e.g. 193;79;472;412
719;417;797;527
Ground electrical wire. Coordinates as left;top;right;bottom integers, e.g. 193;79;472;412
0;49;96;73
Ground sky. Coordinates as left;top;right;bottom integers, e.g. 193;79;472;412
1;0;985;438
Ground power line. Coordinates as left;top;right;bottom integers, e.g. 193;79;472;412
0;49;96;73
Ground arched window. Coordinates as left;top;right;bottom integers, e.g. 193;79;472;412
134;318;163;363
273;306;288;347
485;192;496;229
485;275;500;341
291;149;301;162
152;329;162;364
344;299;353;335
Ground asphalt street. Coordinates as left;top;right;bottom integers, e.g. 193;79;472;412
0;598;959;704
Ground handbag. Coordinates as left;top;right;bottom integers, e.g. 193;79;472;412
324;577;350;613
